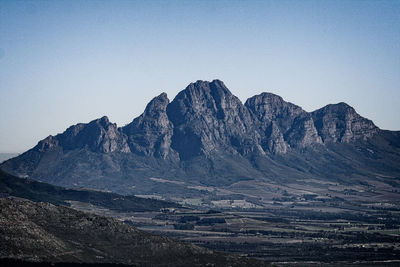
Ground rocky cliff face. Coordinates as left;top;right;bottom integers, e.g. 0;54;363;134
311;102;379;143
123;93;176;159
30;80;379;159
167;80;261;159
1;79;388;196
35;116;130;153
245;92;322;153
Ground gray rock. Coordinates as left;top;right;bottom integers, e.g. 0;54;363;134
123;93;176;159
35;135;60;152
264;122;288;154
0;79;388;196
312;102;379;143
245;92;321;153
35;116;130;153
167;80;260;159
31;81;379;158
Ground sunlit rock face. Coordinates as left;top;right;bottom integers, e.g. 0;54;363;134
167;80;261;159
123;92;176;159
312;102;379;143
30;80;380;158
35;116;130;153
1;79;389;196
245;92;322;153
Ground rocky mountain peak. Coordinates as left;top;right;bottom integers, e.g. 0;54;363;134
315;102;357;118
24;80;382;160
123;93;175;159
184;79;231;96
1;79;390;199
34;117;130;154
312;102;379;143
169;80;234;119
311;102;379;143
245;92;321;152
34;135;59;152
98;115;110;125
245;92;304;122
166;80;259;159
143;92;170;117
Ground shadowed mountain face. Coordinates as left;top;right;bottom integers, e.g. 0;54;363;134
0;169;178;212
1;80;399;199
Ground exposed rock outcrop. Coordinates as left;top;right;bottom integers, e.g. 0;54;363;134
123;93;176;159
30;81;379;158
245;92;322;153
312;102;379;143
1;79;388;195
166;80;260;159
34;116;130;153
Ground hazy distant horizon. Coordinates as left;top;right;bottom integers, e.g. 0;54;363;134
1;0;399;153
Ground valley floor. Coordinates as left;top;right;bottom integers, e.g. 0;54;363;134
69;196;400;266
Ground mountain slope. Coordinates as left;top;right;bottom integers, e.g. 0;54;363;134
0;169;178;212
0;198;263;266
166;80;260;159
1;80;399;203
0;153;19;164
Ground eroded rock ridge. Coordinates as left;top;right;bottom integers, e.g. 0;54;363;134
32;80;379;159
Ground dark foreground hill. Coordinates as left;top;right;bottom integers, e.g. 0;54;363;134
0;198;264;266
1;80;399;205
0;169;178;212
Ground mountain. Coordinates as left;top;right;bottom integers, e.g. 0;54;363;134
1;80;399;204
311;102;379;143
0;198;263;266
0;169;178;212
0;153;19;164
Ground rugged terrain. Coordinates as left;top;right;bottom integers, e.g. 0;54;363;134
0;169;178;212
0;198;263;266
1;80;400;206
1;79;400;266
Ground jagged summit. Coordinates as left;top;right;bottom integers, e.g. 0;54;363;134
123;92;174;158
1;79;392;197
167;79;257;159
245;92;304;121
34;115;130;154
143;93;169;114
30;80;380;158
312;102;378;143
245;91;322;151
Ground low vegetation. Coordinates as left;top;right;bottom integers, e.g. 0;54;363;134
0;198;266;266
0;170;178;212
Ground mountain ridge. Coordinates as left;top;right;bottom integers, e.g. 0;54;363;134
21;80;380;158
1;79;398;201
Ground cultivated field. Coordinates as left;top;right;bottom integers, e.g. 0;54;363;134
69;189;400;266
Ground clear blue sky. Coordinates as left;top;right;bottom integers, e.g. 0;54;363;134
1;0;399;153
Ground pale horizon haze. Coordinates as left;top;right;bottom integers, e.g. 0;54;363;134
1;0;399;153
